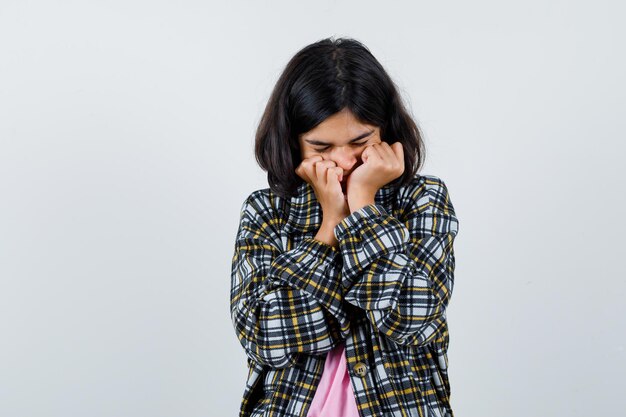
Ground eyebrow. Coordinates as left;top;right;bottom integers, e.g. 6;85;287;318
303;129;374;146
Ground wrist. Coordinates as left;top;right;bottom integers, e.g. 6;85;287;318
314;223;339;247
347;190;376;213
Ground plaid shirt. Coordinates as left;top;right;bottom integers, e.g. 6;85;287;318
230;174;460;417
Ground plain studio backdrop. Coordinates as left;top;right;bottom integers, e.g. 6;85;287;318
0;1;624;416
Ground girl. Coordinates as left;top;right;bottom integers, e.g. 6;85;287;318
230;37;460;417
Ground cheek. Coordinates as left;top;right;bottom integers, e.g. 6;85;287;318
300;147;313;159
303;151;320;161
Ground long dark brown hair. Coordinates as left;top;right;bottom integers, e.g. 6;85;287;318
255;37;426;199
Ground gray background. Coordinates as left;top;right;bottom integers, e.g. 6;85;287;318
1;1;624;416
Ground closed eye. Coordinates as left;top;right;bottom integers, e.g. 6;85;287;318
314;140;368;152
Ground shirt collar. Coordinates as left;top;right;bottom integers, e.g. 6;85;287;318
284;181;398;234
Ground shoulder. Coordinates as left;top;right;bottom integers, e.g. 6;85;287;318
397;174;454;206
238;187;290;225
394;174;458;232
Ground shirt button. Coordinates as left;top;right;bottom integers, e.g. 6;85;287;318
353;362;367;377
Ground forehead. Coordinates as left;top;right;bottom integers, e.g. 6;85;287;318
300;109;375;142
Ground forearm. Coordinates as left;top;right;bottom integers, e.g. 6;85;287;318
231;237;350;367
347;189;376;213
315;189;377;246
314;219;341;247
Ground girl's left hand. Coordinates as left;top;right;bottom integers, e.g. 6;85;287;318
347;141;405;197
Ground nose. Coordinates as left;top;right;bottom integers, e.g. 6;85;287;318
328;146;359;173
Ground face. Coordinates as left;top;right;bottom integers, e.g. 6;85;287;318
298;108;382;184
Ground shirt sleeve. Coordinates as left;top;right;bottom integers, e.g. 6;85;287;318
333;177;459;346
230;191;351;369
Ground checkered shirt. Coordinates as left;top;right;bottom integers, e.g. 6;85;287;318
230;174;460;417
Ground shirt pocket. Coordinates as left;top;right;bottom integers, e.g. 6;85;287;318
379;335;432;384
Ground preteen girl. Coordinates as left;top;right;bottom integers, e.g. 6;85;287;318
230;37;460;417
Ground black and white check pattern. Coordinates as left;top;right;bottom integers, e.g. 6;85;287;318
230;174;460;417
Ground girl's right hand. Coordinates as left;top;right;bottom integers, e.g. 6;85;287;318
295;156;350;225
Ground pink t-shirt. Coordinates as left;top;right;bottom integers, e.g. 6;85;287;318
306;341;360;417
